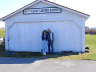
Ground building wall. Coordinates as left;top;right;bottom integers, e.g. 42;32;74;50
5;1;84;52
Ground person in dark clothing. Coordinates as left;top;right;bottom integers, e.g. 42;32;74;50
41;30;48;55
47;29;54;54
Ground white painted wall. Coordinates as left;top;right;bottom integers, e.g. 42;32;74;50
5;1;85;52
7;20;82;52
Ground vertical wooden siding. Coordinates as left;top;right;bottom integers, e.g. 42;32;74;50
8;20;81;52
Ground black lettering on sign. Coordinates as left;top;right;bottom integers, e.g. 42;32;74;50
33;10;38;12
39;9;44;12
50;8;60;12
45;9;49;12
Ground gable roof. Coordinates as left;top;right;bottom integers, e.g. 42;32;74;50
0;0;90;21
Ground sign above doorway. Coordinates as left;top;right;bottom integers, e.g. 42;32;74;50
23;7;62;14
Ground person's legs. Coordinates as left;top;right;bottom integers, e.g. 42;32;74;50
43;40;46;55
51;41;53;54
42;40;44;55
44;40;47;55
43;40;47;55
48;41;51;54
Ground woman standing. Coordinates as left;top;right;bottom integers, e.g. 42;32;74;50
41;30;48;55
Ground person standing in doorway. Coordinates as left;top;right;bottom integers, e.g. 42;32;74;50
47;29;54;54
41;30;48;55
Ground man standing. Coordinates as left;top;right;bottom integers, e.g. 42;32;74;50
47;29;54;54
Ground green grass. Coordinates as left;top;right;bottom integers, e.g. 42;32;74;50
0;45;5;56
85;34;96;48
0;51;44;58
51;34;96;60
0;28;5;37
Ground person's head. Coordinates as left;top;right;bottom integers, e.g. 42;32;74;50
47;29;51;32
42;30;47;35
44;30;46;34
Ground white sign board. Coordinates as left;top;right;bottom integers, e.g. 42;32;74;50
23;7;62;14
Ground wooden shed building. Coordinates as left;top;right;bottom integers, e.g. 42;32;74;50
0;0;90;52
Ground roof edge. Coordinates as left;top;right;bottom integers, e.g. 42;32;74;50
44;0;90;17
0;0;90;21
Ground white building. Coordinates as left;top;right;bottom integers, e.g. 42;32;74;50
0;0;90;52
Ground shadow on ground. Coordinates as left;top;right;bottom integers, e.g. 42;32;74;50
0;57;44;64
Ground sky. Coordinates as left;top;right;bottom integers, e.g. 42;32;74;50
0;0;95;28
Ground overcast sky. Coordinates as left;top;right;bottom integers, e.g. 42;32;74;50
0;0;95;28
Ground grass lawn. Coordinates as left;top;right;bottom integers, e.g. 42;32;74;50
0;29;96;60
51;34;96;60
0;28;5;37
0;45;5;55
